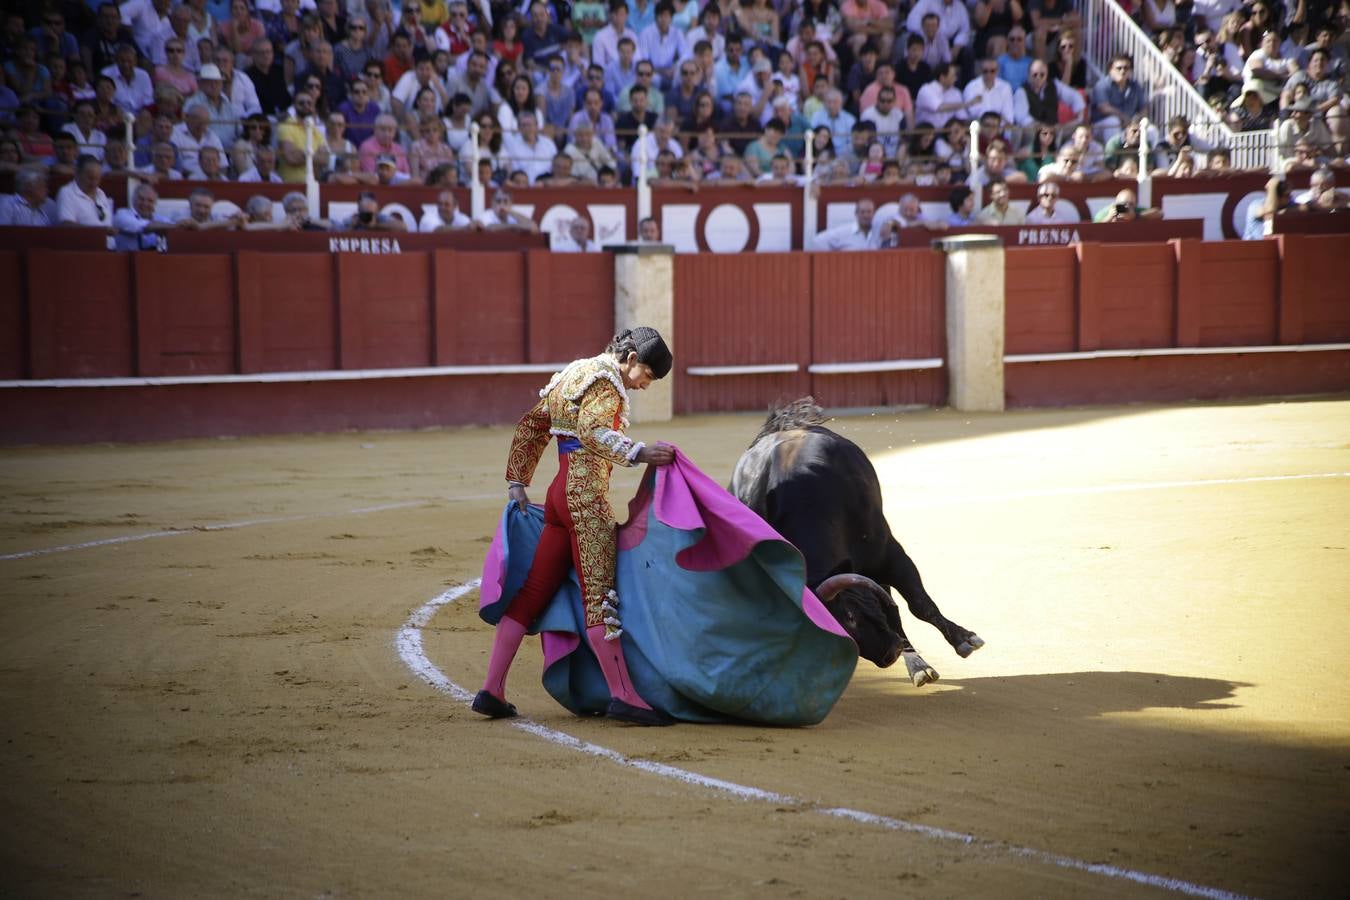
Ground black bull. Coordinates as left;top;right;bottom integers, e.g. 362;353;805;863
730;400;984;686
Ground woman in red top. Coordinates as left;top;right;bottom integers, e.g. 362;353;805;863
492;15;525;67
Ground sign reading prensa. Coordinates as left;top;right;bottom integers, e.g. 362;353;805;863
1016;228;1083;245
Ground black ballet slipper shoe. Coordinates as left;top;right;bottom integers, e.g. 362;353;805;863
472;690;518;719
606;699;676;726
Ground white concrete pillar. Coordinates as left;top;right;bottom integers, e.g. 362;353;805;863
612;244;675;422
934;235;1006;412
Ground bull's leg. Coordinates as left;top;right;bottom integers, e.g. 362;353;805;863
883;540;985;658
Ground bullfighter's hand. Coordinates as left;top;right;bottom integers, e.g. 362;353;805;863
508;483;530;512
636;442;675;466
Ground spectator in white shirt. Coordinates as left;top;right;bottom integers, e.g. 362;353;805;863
638;1;689;86
419;190;474;231
755;152;802;186
963;57;1015;124
476;190;540;231
238;145;284;182
56;155;113;226
860;86;905;157
631;115;684;176
915;62;966;127
170;104;225;173
212;45;262;118
554;215;601;252
501;113;559;183
873;192;945;244
591;0;639;70
102;42;155;114
121;0;174;66
186;64;241;146
0;166;57;226
140;141;182;180
685;5;726;62
61;100;109;160
907;0;971;58
816;197;880;250
1024;180;1080;223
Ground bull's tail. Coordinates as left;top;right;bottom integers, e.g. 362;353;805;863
751;397;828;445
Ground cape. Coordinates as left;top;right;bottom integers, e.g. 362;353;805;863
478;448;859;726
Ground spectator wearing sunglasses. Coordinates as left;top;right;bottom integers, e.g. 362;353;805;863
56;154;113;227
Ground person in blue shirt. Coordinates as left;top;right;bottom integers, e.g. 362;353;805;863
714;33;749;112
627;0;657;36
997;25;1032;91
809;87;856;156
947;185;976;225
521;0;569;74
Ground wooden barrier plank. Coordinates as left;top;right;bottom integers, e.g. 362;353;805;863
1092;244;1177;349
431;251;527;365
674;253;812;413
1005;247;1077;354
1295;235;1350;343
1174;239;1278;348
809;249;945;408
236;253;338;372
0;251;26;378
26;250;134;379
431;249;456;367
524;250;614;364
132;254;238;377
335;252;433;370
1075;242;1102;352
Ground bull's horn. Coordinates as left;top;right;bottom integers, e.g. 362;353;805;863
814;573;889;604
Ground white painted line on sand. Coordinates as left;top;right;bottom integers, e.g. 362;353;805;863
398;581;1251;900
0;494;501;561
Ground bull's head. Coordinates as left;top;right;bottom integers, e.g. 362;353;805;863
815;573;904;668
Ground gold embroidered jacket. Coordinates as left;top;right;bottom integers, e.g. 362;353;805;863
505;354;645;485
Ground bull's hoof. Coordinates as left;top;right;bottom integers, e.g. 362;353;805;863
955;634;986;659
902;651;939;688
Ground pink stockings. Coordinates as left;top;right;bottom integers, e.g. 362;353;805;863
479;456;653;711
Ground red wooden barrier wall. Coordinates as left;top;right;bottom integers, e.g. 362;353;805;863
1279;235;1350;344
0;248;616;442
3;236;1347;443
1004;247;1077;354
810;251;945;408
27;250;134;378
0;252;24;379
238;253;337;372
1079;242;1178;350
135;254;237;376
1004;234;1350;406
673;253;812;414
1174;240;1279;347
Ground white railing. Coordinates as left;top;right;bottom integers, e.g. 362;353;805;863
1079;0;1274;170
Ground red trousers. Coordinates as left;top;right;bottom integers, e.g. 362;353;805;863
504;452;616;627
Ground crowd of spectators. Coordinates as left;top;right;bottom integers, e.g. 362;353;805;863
0;0;1346;235
1117;0;1348;169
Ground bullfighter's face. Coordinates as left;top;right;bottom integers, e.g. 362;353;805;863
620;354;656;391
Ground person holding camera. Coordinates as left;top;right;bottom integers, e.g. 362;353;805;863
1092;188;1161;223
343;190;407;230
281;192;331;231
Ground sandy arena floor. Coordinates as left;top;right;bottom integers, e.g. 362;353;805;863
1;396;1348;899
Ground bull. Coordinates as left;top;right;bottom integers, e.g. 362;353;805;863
730;398;984;686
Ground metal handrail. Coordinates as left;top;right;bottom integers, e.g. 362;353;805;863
1078;0;1274;170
